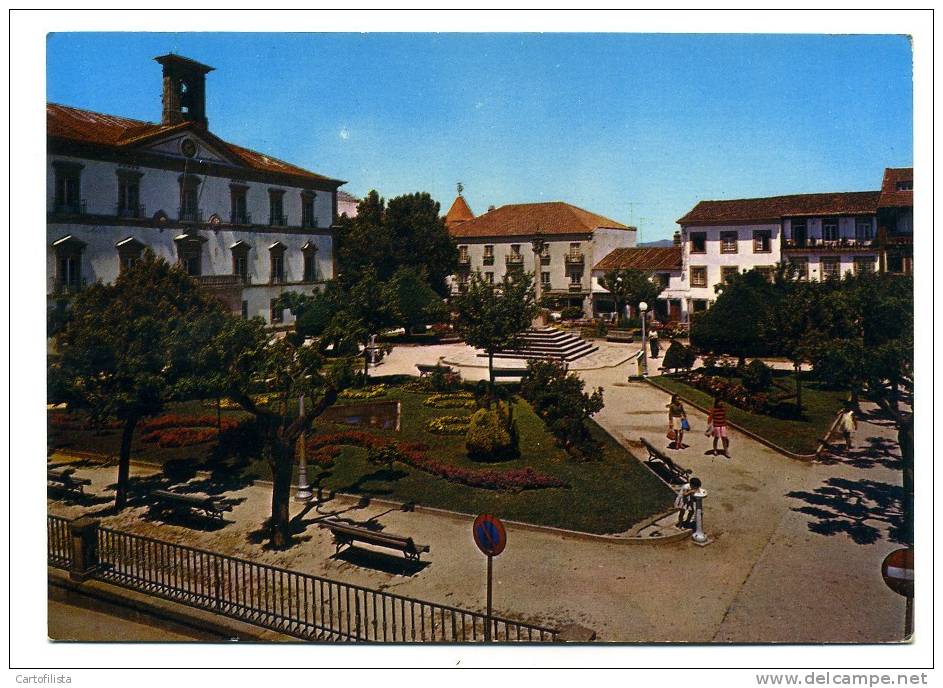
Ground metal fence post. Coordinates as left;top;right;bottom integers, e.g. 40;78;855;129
68;517;100;582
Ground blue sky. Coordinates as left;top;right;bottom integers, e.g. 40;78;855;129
47;33;912;241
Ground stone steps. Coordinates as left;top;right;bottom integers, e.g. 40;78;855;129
479;328;598;362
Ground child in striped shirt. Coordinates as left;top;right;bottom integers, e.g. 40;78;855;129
708;398;730;458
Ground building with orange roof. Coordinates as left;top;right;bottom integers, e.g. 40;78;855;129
444;197;636;317
48;54;346;326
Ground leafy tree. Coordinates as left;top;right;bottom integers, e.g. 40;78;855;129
691;269;781;366
598;269;665;327
210;316;343;548
452;271;538;384
337;190;457;296
387;266;448;334
662;340;697;373
48;252;227;510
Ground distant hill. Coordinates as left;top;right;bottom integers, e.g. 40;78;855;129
638;239;675;248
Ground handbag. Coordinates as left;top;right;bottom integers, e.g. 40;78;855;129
681;418;690;431
666;429;677;441
704;425;713;437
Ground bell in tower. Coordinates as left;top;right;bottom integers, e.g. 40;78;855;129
155;54;215;128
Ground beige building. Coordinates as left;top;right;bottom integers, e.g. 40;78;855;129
445;196;636;316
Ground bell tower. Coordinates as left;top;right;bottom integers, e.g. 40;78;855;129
154;54;215;128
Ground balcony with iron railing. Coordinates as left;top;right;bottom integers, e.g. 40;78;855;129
230;211;252;225
301;213;318;229
564;252;585;265
50;199;86;216
178;207;203;223
269;213;288;227
783;237;876;252
568;282;584;292
198;274;252;288
482;255;495;266
115;203;146;219
506;253;525;266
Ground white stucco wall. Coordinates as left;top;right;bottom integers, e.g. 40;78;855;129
681;222;781;301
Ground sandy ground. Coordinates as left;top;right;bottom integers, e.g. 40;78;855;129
48;346;906;643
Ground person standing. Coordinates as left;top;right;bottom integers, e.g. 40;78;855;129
674;476;701;528
708;398;730;458
666;393;687;450
837;402;858;455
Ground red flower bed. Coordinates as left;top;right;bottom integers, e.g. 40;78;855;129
142;427;220;448
141;414;241;432
49;414;122;430
306;432;567;492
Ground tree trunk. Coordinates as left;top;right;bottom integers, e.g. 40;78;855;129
488;351;495;386
794;363;803;414
114;415;138;511
363;340;371;383
269;439;294;548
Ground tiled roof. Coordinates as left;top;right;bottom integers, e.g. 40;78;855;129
445;195;475;227
593;246;682;272
879;167;913;208
677;191;881;225
47;103;342;185
449;201;631;238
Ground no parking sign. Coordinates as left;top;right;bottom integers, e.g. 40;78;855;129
473;513;507;557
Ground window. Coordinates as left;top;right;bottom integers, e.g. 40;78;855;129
886;252;904;274
302;242;318;282
822;219;839;242
269;189;286;226
541;271;551;286
52;235;86;292
821;256;841;279
269;242;286;283
691;299;708;314
507;244;523;266
458;245;469;263
690;266;707;288
569;242;582;257
789;257;809;281
178;175;201;222
655;272;670;289
115;237;145;274
720;266;738;284
755;266;774;282
790;219;807;247
540;244;551;265
896;180;913;191
270;299;283;324
854;256;876;275
753;230;771;253
116;170;143;218
689;232;706;254
720;231;738;253
53;161;84;214
230;184;250;224
174;233;203;276
301;191;317;228
568;271;582;286
483;245;494;265
511;244;522;256
231;241;251;280
855;218;874;242
484;271;494;284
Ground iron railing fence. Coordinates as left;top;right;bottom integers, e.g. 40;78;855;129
47;517;557;643
47;514;72;568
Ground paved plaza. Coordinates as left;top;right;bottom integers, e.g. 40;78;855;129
48;344;907;642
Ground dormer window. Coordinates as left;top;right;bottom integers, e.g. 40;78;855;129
896;180;913;191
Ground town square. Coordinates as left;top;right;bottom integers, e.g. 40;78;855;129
7;10;930;680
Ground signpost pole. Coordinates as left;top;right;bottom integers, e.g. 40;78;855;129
486;554;493;642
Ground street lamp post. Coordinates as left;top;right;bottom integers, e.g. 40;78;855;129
639;301;649;377
295;394;312;502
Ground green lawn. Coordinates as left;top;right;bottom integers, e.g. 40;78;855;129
651;372;847;455
48;383;674;534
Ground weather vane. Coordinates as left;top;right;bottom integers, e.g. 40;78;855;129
457;181;464;196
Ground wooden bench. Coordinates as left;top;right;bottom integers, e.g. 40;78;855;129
150;489;232;521
639;437;692;486
492;368;528;383
47;467;92;496
416;362;454;377
319;519;430;561
606;330;635;343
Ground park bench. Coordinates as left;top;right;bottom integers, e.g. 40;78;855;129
150;489;232;521
639;437;692;486
416;362;454;377
319;519;430;561
605;330;635;343
47;467;92;496
492;368;529;383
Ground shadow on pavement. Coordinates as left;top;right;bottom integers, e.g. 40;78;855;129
786;477;906;546
331;547;429;576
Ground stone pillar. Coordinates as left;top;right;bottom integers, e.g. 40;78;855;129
68;517;100;582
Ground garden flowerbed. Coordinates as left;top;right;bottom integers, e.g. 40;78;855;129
422;392;476;409
426;415;470;435
338;385;389;401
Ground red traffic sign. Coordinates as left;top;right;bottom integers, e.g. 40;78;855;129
881;547;914;598
473;513;507;557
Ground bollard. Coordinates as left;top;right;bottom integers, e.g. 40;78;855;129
691;489;711;546
68;517;101;582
